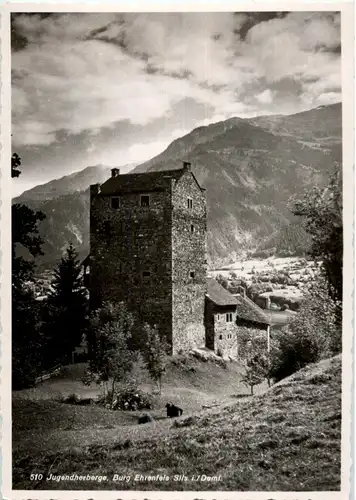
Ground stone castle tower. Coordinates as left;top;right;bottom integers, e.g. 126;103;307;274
88;162;207;354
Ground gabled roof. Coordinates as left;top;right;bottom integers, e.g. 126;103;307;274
235;294;271;325
206;278;238;307
206;278;271;325
99;167;186;195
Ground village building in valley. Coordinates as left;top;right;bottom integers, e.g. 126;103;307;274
85;162;271;357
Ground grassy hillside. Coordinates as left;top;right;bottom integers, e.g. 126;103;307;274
13;355;341;491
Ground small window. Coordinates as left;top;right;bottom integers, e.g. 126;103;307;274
190;224;195;233
219;335;223;340
217;314;220;320
111;196;120;209
187;198;193;209
142;271;151;278
189;271;195;279
140;195;150;207
226;313;233;322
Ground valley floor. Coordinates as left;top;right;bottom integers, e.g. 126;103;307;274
12;355;341;491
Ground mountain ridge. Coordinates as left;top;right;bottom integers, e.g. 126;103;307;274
15;163;137;203
13;103;341;269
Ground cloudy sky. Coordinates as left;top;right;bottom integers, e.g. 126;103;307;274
11;11;341;195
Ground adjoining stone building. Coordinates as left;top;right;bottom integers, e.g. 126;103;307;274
205;278;239;357
88;162;207;355
205;279;272;358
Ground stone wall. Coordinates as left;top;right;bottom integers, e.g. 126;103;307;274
90;167;208;356
171;170;207;354
90;181;174;347
204;299;215;350
205;299;238;357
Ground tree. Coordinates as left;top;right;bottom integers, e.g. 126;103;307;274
12;284;43;388
12;154;46;387
84;302;137;408
141;324;169;394
269;274;341;382
46;243;88;363
241;358;265;395
237;328;277;387
215;274;229;290
290;273;341;355
11;152;21;178
290;170;342;303
12;203;46;285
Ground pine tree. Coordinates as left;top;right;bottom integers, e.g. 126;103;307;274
46;243;88;363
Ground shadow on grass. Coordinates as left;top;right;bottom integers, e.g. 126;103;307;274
230;393;252;399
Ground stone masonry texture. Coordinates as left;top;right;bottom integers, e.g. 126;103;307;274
205;298;238;358
89;166;207;355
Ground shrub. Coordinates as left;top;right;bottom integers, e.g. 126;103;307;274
97;386;154;411
61;393;94;405
269;329;320;382
62;393;79;404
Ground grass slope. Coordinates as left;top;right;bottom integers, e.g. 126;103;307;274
13;355;341;491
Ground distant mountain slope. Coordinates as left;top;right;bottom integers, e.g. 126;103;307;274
13;164;135;269
248;103;342;149
15;165;111;203
132;117;247;174
132;103;341;261
251;220;313;258
15;190;90;271
14;103;341;269
15;164;136;204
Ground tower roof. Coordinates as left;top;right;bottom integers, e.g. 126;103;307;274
99;167;186;195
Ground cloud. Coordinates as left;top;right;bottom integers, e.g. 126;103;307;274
12;12;341;148
255;89;275;104
245;12;341;84
315;92;342;106
92;138;176;166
